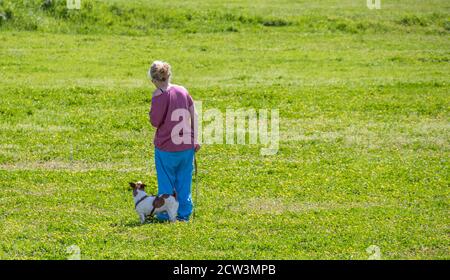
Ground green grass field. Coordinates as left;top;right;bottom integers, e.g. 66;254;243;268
0;0;449;259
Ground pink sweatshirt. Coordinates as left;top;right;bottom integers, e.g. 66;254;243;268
149;85;195;152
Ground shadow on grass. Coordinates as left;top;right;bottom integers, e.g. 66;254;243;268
112;217;169;228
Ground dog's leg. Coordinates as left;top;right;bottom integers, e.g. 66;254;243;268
167;207;178;223
139;213;146;224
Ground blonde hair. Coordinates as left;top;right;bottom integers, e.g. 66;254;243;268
148;60;171;82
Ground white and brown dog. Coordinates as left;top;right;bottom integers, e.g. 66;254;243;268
129;181;179;223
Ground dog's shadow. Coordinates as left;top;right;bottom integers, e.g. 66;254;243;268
115;217;168;228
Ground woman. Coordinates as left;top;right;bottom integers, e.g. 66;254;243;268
148;60;200;222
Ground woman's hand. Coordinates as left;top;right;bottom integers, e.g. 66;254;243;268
194;144;201;152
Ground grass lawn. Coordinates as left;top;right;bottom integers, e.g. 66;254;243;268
0;0;449;259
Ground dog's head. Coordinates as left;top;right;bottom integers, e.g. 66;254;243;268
129;181;146;197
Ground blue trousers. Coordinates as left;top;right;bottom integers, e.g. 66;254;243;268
154;147;194;221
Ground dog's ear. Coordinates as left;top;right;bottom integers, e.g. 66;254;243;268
129;182;136;189
140;183;146;188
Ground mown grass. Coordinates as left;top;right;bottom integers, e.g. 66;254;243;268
0;0;449;259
